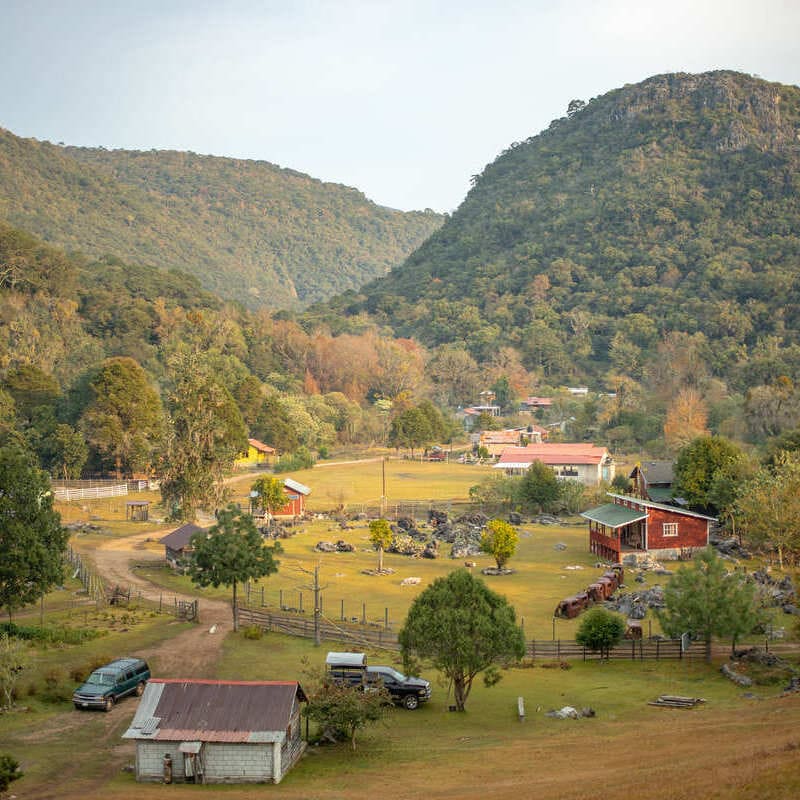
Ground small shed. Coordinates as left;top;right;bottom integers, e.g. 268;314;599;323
277;478;311;517
160;523;204;567
126;500;150;521
123;679;307;784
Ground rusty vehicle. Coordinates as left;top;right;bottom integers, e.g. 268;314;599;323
624;620;643;639
596;576;616;599
554;592;589;619
587;583;606;603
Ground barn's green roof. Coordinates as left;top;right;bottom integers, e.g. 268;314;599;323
580;503;648;528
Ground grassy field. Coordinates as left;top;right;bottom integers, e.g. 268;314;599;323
135;517;644;640
227;457;496;511
7;460;793;798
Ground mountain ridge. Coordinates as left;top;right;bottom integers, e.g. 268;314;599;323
0;127;443;310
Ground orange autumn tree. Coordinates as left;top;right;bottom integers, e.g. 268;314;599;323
664;388;709;452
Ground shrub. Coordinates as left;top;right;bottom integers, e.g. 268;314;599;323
40;669;72;704
243;625;263;640
575;608;626;658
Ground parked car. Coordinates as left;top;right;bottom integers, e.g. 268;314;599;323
73;657;150;711
365;665;432;710
325;651;431;710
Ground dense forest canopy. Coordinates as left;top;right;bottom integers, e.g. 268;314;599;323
315;71;800;396
0;128;442;310
2;70;800;488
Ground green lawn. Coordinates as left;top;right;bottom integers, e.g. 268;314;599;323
135;517;671;640
227;458;495;511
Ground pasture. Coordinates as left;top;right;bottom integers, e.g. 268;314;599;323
3;457;797;799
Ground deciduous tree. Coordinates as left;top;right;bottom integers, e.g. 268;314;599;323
399;570;525;711
736;455;800;568
0;446;67;620
303;668;390;750
519;461;561;513
79;357;164;479
673;436;744;513
480;519;519;569
160;352;247;520
368;518;393;573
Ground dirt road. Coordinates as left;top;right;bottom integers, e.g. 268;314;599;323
89;529;231;678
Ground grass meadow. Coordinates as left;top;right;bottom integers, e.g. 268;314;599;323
3;458;798;798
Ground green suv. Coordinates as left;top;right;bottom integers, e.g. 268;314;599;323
73;657;150;711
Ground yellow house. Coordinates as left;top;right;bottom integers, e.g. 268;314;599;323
235;438;277;469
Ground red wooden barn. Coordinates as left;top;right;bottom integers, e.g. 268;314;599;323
581;493;716;564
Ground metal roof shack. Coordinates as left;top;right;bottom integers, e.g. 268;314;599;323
124;679;307;784
160;523;205;568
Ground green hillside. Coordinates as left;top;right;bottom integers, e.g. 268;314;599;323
0;129;442;309
331;71;800;391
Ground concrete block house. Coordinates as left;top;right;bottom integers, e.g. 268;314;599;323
581;493;717;563
123;679;307;784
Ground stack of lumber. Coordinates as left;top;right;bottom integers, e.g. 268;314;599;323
648;695;706;709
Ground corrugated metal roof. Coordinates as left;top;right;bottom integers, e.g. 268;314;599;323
607;493;717;521
283;478;311;495
495;444;609;467
160;523;205;549
580;503;649;528
124;680;306;743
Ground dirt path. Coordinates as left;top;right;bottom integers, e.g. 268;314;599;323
88;529;232;678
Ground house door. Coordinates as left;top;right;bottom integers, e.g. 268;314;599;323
179;742;203;783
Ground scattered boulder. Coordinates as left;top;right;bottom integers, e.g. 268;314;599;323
545;706;595;719
481;566;515;576
451;541;483;559
721;663;753;687
400;577;421;586
422;541;439;559
314;540;355;553
389;534;425;557
553;542;567;551
428;509;449;527
508;512;523;525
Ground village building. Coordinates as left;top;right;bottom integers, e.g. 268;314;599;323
235;438;277;469
581;493;717;563
123;679;307;784
492;443;614;486
479;426;548;458
519;396;554;414
160;523;205;567
628;461;675;503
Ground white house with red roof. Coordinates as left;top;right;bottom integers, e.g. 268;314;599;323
492;443;614;486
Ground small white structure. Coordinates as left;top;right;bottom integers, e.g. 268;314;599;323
123;679;306;784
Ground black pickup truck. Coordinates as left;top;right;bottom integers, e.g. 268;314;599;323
326;652;432;710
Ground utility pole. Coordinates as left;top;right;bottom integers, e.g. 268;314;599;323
380;457;387;518
298;563;327;647
313;564;321;647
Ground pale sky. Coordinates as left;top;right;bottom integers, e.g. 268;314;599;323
1;1;798;212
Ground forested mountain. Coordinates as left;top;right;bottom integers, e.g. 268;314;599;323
324;71;800;396
0;128;442;309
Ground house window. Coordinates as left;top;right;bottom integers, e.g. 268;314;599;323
662;522;678;537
